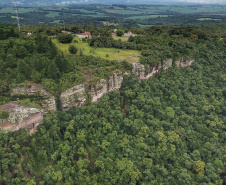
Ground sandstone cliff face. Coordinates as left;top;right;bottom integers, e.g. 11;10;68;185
0;102;43;133
91;71;124;103
60;84;86;111
59;59;184;110
11;83;56;113
2;59;194;132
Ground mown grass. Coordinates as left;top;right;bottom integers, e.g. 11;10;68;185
52;37;141;62
112;35;128;42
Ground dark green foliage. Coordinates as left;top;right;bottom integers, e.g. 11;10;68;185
68;45;78;54
0;111;9;119
48;61;60;79
0;24;225;184
0;32;225;184
116;29;124;37
57;33;73;43
0;24;19;40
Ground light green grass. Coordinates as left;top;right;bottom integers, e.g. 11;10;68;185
112;35;128;42
46;11;60;17
71;13;108;17
52;20;61;24
104;8;144;15
11;16;24;19
52;37;141;62
138;24;154;28
0;8;35;14
128;15;169;20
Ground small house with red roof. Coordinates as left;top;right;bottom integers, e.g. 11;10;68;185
78;32;91;38
127;30;132;35
61;31;71;34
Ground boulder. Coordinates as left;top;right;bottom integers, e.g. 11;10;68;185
0;102;43;133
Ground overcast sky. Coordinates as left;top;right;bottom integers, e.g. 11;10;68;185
56;0;226;5
177;0;225;3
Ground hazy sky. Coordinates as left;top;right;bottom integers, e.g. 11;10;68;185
57;0;226;4
177;0;225;3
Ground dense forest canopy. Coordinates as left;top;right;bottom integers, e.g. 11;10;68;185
0;23;225;184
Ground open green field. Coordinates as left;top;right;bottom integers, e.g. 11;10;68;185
11;16;24;19
46;11;60;17
128;15;169;20
112;35;128;42
52;37;141;62
72;13;108;17
104;8;145;15
0;8;35;14
138;24;154;28
51;20;61;24
103;5;226;15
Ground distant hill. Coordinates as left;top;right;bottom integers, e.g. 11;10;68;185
1;0;225;7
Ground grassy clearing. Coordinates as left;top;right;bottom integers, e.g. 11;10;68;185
11;16;24;19
138;24;154;28
52;37;141;62
46;11;60;17
52;20;61;24
128;15;169;20
104;8;143;15
112;35;128;42
0;8;35;14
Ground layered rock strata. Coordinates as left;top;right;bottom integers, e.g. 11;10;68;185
60;59;193;111
11;83;56;113
1;59;194;132
0;102;43;132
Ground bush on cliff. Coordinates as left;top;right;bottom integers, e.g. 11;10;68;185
0;111;9;119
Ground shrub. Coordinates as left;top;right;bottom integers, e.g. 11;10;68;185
69;45;78;54
57;33;73;43
0;111;9;119
116;30;124;37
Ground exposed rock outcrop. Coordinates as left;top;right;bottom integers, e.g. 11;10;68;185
59;59;194;110
2;58;194;132
0;102;43;133
176;59;194;67
11;83;56;114
60;84;86;111
59;59;189;110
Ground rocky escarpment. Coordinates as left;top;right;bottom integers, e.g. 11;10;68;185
0;102;43;133
60;71;125;111
11;83;56;114
60;59;194;111
1;59;194;132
